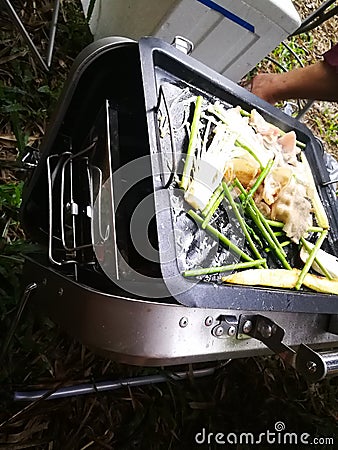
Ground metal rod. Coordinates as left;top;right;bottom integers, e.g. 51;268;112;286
0;283;38;362
265;55;288;73
282;41;305;68
299;0;336;29
320;351;338;376
48;154;66;266
296;99;314;120
292;0;337;35
46;0;60;68
2;0;49;72
60;152;97;252
91;165;109;242
47;153;79;265
295;6;338;35
69;157;77;252
13;366;223;401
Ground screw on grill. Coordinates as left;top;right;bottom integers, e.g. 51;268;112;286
205;316;213;326
242;320;253;334
306;360;317;373
179;317;188;328
213;325;224;337
227;326;236;337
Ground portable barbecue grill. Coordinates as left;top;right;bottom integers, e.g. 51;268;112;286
21;36;338;383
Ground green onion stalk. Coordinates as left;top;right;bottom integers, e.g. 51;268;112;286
243;200;292;270
222;181;267;268
202;191;225;229
234;141;264;170
297;232;331;286
266;220;324;235
245;158;274;205
265;241;291;253
183;259;266;277
188;210;254;262
235;178;289;260
201;184;223;217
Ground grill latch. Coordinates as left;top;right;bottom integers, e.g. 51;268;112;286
237;314;328;382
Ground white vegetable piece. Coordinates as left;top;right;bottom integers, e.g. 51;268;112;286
184;124;236;211
300;241;338;279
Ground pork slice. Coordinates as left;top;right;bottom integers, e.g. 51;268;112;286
262;166;293;205
278;131;300;165
249;109;280;137
270;177;312;243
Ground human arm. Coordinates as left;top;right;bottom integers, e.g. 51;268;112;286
250;44;338;104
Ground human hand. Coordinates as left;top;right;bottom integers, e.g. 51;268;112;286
249;73;281;104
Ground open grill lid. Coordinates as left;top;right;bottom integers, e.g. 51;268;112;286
21;36;338;315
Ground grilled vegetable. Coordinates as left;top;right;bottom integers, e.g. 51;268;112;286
300;240;338;279
183;259;266;277
222;268;338;295
295;230;328;290
300;151;329;229
222;268;299;289
302;272;338;294
183;123;237;210
188;209;254;262
174;98;335;294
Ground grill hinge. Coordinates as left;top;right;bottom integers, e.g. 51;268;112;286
237;314;329;383
210;315;238;338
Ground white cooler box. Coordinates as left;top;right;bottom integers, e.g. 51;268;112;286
81;0;301;81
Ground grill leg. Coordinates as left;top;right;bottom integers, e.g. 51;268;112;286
0;282;38;361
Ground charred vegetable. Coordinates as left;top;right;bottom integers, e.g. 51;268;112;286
222;268;338;295
166;93;334;294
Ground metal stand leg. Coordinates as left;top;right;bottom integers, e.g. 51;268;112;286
46;0;60;68
13;365;229;401
0;282;38;361
2;0;61;71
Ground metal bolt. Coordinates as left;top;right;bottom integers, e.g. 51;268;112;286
57;288;63;296
205;316;213;327
227;326;236;337
179;317;188;328
259;323;273;339
306;361;317;373
242;320;253;334
214;325;224;336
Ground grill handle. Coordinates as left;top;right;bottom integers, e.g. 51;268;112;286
238;314;338;382
319;351;338;377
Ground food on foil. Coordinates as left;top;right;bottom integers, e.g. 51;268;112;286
174;95;337;294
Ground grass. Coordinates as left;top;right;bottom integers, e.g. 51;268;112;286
310;107;338;147
0;180;23;308
0;1;338;448
268;33;313;73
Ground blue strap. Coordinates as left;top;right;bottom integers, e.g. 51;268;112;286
196;0;255;33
